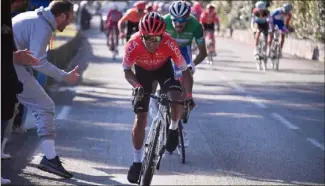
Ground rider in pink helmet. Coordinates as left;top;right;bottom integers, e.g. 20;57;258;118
191;1;203;20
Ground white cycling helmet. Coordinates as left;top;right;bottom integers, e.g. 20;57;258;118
255;1;267;10
111;3;118;10
169;1;191;18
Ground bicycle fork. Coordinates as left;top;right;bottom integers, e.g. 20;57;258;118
156;119;168;170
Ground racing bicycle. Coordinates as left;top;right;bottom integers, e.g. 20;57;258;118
138;93;190;186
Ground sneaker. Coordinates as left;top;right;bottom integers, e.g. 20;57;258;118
1;152;11;160
166;129;179;153
1;177;11;185
127;162;142;184
38;156;73;179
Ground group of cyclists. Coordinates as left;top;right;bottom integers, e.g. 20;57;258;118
102;0;294;184
251;1;294;63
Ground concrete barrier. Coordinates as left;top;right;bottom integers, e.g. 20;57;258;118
226;29;324;63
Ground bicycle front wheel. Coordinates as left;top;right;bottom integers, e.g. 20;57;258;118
140;121;161;186
275;44;281;70
177;121;185;164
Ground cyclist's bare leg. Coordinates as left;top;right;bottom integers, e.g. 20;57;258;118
255;31;261;46
207;30;216;53
264;32;268;49
115;27;119;46
106;27;112;45
167;90;183;130
255;30;261;55
280;33;285;50
268;31;274;56
132;113;147;150
268;31;274;48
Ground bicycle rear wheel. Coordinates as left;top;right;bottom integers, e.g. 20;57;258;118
140;121;161;186
177;121;185;164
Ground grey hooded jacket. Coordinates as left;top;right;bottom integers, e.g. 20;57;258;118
12;6;68;81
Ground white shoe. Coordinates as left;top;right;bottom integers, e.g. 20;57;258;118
1;177;11;185
1;138;11;160
182;128;189;148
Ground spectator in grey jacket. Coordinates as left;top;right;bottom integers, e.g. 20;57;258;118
12;0;79;179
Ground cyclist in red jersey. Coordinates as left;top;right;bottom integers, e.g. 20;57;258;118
200;4;220;56
123;12;194;184
118;1;146;41
191;1;203;20
105;4;123;46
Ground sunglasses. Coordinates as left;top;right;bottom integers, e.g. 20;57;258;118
141;35;162;42
172;17;189;23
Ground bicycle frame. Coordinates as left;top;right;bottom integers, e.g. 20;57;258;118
270;26;281;70
139;94;186;185
139;94;170;186
256;30;267;71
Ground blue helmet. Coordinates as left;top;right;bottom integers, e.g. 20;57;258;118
283;3;293;12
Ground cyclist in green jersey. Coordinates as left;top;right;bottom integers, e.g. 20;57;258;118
165;1;207;79
149;1;207;149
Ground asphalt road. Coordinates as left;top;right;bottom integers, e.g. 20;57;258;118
2;16;324;186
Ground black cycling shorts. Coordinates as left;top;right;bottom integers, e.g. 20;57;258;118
126;21;139;41
203;23;215;31
257;23;269;36
134;60;182;113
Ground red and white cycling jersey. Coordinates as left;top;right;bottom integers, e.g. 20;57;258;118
105;10;123;28
122;32;187;71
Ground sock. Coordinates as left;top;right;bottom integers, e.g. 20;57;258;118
41;139;57;160
133;148;142;163
169;120;179;130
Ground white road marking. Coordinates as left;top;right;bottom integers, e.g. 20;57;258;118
246;95;267;108
271;113;300;130
228;81;246;93
306;138;325;151
56;106;72;120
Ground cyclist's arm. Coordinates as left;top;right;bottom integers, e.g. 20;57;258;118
215;15;220;25
124;69;139;88
285;13;292;27
250;12;258;31
169;40;193;94
118;11;130;33
29;27;68;82
193;24;207;66
199;12;205;24
122;41;140;87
